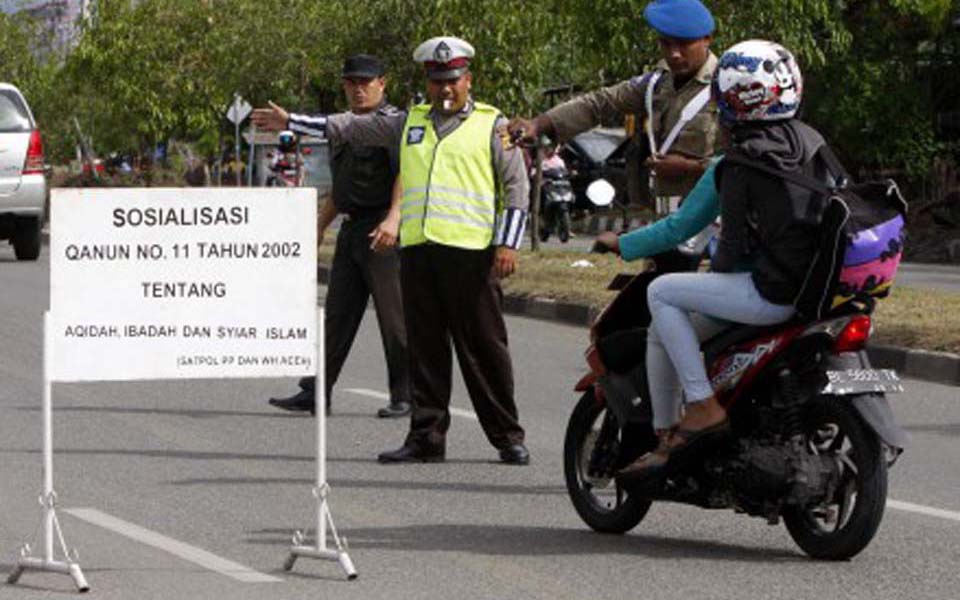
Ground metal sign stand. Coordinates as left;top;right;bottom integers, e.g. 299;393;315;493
7;312;89;593
283;308;357;579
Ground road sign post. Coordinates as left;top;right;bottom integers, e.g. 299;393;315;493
6;312;89;593
227;95;252;187
283;309;357;579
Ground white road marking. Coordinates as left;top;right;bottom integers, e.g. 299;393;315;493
65;508;282;583
888;499;960;523
344;387;478;420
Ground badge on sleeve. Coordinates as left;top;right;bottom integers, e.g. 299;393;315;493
407;126;426;145
498;129;515;151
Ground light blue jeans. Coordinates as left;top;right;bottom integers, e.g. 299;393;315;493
646;272;795;430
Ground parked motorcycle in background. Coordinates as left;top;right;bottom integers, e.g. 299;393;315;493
538;149;576;243
265;130;306;187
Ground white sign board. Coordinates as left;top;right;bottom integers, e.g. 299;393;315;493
49;188;317;382
227;96;252;124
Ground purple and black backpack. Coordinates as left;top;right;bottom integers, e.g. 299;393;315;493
726;146;907;320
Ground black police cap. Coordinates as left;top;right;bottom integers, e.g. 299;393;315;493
342;54;385;79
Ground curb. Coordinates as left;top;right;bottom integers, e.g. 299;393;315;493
572;214;647;235
318;264;960;387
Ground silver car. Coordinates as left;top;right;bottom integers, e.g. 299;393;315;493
0;83;45;260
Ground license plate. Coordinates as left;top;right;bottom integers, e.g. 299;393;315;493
823;368;903;395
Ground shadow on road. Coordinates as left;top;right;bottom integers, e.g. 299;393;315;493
11;404;381;421
166;476;565;496
0;447;495;466
243;523;802;563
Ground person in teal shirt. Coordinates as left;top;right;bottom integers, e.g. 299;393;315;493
594;157;736;481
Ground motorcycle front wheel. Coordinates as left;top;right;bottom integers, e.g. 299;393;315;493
563;388;652;534
783;398;888;560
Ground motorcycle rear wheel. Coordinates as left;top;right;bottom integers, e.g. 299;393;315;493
558;209;571;243
563;389;652;534
783;399;888;560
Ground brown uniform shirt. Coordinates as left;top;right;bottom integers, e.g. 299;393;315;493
545;52;720;199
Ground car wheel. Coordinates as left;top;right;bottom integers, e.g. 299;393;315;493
13;216;41;261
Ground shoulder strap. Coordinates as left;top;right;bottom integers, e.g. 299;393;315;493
816;144;851;187
722;152;831;194
659;85;712;155
644;71;664;154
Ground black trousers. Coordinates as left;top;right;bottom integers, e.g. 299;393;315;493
400;244;524;451
301;216;410;405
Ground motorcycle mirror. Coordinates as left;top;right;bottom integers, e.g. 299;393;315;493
586;179;615;207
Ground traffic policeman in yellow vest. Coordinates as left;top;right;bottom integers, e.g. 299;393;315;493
253;36;531;465
508;0;720;219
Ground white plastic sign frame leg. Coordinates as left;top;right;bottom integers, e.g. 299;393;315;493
283;308;357;579
7;312;89;593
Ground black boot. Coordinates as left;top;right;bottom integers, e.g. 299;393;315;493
297;377;332;415
268;388;315;414
377;443;445;463
499;444;530;466
376;401;411;418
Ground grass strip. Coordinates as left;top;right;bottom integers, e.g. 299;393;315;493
319;241;960;354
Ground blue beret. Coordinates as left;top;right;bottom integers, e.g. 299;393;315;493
643;0;715;39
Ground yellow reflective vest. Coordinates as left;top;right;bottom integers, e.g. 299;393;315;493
399;103;500;249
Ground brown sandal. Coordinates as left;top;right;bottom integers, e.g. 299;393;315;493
665;418;731;456
615;428;674;482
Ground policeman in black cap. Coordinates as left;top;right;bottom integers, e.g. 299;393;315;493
265;54;412;419
509;0;720;223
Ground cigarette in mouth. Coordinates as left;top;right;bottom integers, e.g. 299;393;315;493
443;99;453;111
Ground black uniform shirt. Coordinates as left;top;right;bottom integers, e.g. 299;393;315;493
292;102;403;218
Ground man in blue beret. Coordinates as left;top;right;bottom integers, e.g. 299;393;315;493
509;0;720;225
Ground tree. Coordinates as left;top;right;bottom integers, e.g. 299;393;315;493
12;0;957;184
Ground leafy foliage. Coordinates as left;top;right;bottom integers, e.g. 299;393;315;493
3;0;956;183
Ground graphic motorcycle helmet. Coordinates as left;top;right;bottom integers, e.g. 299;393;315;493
712;40;803;124
277;130;297;152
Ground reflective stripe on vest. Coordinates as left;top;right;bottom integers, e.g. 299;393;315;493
399;103;500;249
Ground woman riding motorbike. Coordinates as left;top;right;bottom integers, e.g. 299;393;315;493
612;40;833;480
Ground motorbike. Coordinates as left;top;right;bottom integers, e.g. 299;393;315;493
265;131;308;188
265;150;305;187
539;165;576;243
563;252;908;560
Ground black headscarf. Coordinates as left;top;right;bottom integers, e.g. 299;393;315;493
730;119;825;172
